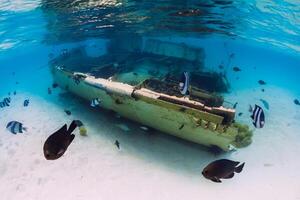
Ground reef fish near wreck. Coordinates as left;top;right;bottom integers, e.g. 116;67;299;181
6;121;27;134
233;67;241;72
43;120;77;160
0;97;11;108
179;71;190;95
260;99;269;110
114;140;120;149
294;99;300;106
91;98;100;107
202;159;245;183
4;97;11;104
258;80;266;85
23;99;29;107
251;104;265;128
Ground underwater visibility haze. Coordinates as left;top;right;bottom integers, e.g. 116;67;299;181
0;0;300;199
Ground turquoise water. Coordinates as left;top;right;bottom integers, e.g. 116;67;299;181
1;1;300;199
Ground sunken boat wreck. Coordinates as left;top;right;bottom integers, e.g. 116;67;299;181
50;38;252;151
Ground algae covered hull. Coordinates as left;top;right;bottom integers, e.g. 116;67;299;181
51;66;252;151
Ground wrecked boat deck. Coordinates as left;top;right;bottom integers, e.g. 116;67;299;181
50;39;252;151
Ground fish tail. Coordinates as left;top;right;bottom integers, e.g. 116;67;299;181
67;120;78;134
235;162;245;173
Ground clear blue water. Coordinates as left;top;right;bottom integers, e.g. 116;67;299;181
1;1;300;198
1;0;299;95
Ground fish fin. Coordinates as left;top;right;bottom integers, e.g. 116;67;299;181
223;173;234;179
211;177;222;183
248;105;253;113
58;124;68;134
235;162;245;173
67;120;78;135
69;134;75;144
252;122;257;128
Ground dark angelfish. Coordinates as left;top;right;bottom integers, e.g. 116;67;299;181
202;159;245;183
43;120;77;160
251;104;265;128
179;72;190;96
6;121;27;134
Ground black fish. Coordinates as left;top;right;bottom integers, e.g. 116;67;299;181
233;102;238;109
294;99;300;105
24;99;29;107
261;88;265;92
13;91;16;95
202;159;245;183
48;87;52;94
258;80;266;85
43;120;77;160
64;110;71;115
238;112;243;116
114;140;120;149
233;67;241;72
52;83;58;88
251;104;265;128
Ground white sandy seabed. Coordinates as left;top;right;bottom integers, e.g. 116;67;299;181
0;82;300;200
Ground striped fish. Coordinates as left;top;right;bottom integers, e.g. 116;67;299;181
90;98;100;107
24;99;29;107
0;100;9;107
179;72;190;95
4;97;11;104
251;105;265;128
4;101;9;106
6;121;27;134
